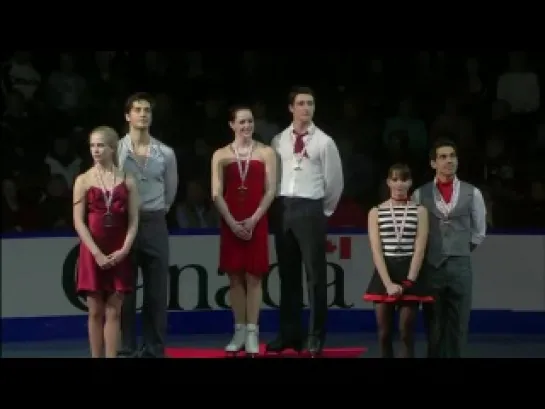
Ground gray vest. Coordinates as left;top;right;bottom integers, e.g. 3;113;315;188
419;181;474;267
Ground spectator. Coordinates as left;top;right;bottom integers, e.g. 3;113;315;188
1;51;41;101
430;97;474;143
526;180;545;227
408;51;447;121
1;178;39;232
328;195;367;229
87;51;127;123
44;136;82;188
483;135;516;192
457;57;490;120
141;51;171;94
46;52;87;118
383;98;428;159
201;95;226;143
151;92;182;147
39;174;73;230
0;50;541;233
175;179;218;228
479;187;495;228
186;51;204;80
363;57;388;110
2;89;36;174
1;178;22;232
497;51;540;114
532;109;545;153
252;100;280;145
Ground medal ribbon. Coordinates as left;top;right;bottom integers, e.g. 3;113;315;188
293;131;309;166
233;142;254;187
435;179;460;219
97;170;116;215
389;201;409;247
128;140;151;179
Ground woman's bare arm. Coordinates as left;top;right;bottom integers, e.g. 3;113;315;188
368;208;392;287
73;174;101;257
211;149;236;225
251;146;277;222
407;206;429;281
120;174;140;253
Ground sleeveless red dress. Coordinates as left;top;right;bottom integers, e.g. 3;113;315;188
219;160;269;277
76;182;133;294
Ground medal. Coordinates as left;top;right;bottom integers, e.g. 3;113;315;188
103;212;114;228
233;141;254;199
96;168;116;229
389;200;409;251
293;157;303;171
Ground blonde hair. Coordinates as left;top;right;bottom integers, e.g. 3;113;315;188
91;125;119;166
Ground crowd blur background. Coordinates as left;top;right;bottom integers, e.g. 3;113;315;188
2;50;545;234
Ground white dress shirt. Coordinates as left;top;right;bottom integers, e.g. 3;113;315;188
271;123;344;216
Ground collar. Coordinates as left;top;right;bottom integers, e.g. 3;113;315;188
288;122;316;138
122;134;161;156
434;175;458;187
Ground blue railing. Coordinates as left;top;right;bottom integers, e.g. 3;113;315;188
2;227;545;239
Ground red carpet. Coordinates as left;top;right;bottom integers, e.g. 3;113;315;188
166;344;366;358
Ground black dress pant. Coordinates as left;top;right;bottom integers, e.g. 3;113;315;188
272;197;328;341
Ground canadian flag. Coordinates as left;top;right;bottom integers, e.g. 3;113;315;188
326;236;352;260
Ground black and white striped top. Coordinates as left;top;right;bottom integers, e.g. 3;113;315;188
377;204;419;258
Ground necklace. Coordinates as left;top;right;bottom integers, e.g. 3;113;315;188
232;141;254;195
389;199;409;251
95;166;116;228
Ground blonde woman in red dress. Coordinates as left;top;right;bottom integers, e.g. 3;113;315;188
211;105;277;357
73;126;140;358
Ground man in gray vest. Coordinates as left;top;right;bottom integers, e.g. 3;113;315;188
117;92;178;358
412;138;486;358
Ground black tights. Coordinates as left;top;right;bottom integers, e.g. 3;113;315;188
375;302;418;358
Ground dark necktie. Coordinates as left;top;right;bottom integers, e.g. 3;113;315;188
294;131;308;155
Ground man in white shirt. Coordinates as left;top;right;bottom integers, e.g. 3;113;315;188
267;86;344;357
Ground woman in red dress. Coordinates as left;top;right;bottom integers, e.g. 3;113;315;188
73;126;140;358
211;105;277;357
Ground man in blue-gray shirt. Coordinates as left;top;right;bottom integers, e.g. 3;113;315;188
117;92;178;358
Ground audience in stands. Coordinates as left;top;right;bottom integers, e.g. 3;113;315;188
175;179;218;229
1;50;543;233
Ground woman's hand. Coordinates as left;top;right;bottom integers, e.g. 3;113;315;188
386;283;403;297
229;220;252;241
108;248;130;266
94;252;113;269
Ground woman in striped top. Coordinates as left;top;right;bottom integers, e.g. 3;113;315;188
363;163;433;358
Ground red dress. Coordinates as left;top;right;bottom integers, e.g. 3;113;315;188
219;160;269;277
76;183;133;295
